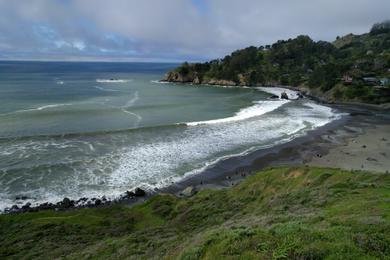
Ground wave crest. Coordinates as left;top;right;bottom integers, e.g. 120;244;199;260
185;100;289;126
96;79;131;83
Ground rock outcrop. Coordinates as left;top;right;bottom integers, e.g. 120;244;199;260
161;71;238;86
162;71;195;83
281;92;289;100
134;188;146;197
3;187;148;214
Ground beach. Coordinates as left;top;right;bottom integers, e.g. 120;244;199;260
164;103;390;196
309;124;390;173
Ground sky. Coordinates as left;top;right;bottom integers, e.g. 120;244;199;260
0;0;389;62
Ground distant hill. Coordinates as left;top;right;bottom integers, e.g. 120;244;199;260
162;21;390;104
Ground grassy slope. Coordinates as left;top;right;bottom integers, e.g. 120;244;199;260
1;167;390;259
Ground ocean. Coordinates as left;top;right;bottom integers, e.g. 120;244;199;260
0;61;342;211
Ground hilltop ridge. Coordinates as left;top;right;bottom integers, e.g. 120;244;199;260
162;21;390;104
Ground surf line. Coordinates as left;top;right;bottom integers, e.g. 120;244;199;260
184;100;290;126
94;86;120;92
0;103;74;117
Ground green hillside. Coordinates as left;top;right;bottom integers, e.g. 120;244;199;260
1;167;390;259
163;21;390;104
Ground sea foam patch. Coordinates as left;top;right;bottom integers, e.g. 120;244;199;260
96;79;132;83
109;101;339;193
11;103;74;114
94;86;120;92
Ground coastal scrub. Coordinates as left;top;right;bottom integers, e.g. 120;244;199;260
1;167;390;259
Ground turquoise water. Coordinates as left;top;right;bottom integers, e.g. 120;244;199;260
0;61;341;210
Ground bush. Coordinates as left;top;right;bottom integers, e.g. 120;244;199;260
333;87;344;100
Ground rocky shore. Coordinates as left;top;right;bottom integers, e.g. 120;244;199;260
161;70;245;86
161;71;307;100
161;71;390;107
160;70;331;102
3;187;147;214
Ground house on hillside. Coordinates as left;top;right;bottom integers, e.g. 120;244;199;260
342;74;353;84
363;77;379;86
380;78;389;87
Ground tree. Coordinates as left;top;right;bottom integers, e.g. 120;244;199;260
370;20;390;35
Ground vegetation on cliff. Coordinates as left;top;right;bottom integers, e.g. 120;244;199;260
1;167;390;259
163;21;390;103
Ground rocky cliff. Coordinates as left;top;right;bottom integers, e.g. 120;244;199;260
161;71;245;86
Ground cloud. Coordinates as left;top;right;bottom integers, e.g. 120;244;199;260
0;0;389;61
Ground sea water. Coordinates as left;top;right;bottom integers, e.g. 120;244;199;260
0;61;342;210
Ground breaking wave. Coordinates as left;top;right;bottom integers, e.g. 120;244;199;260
185;100;289;126
96;79;131;83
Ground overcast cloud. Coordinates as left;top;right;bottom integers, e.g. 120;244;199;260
0;0;389;62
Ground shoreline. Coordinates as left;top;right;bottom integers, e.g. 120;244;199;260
270;84;390;109
3;92;390;214
160;80;390;109
161;103;389;197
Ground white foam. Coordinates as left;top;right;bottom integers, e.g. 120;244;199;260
107;101;342;196
37;104;72;110
109;115;313;191
96;79;131;83
16;103;73;113
56;81;65;85
0;103;73;118
257;86;300;100
88;143;95;152
214;85;251;89
121;91;142;125
121;109;142;122
124;91;139;107
186;100;289;126
151;80;170;84
94;86;119;92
